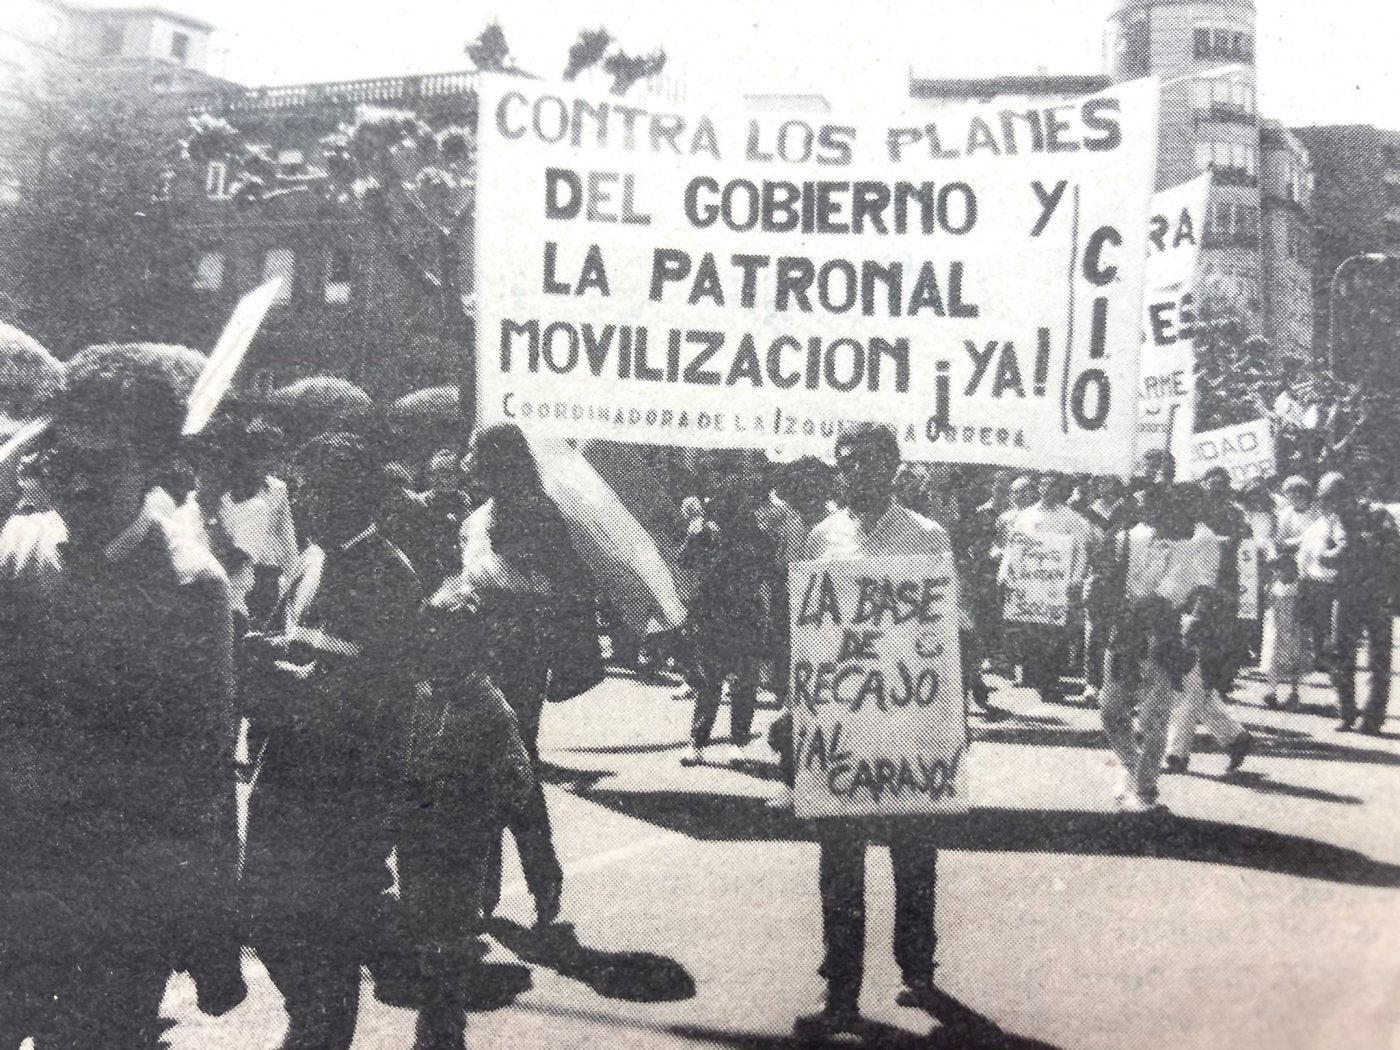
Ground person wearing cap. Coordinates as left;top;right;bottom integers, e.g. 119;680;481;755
1263;476;1320;709
793;423;992;1040
1298;472;1400;733
0;343;244;1046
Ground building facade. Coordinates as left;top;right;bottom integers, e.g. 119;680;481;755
1292;124;1400;383
1102;0;1313;363
914;0;1314;364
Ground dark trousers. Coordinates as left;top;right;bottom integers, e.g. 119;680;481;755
484;669;562;915
1010;623;1068;693
1331;601;1394;727
690;649;759;746
817;821;938;1009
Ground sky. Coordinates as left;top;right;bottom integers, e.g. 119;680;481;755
84;0;1400;129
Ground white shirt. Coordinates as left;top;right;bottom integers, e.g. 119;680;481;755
802;502;952;563
1122;522;1222;608
1002;503;1099;585
1297;514;1343;583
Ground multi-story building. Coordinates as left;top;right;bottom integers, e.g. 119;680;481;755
1103;0;1314;364
913;0;1314;364
163;70;482;399
1291;124;1400;383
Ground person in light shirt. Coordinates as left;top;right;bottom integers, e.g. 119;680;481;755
1262;475;1320;710
794;423;990;1041
998;474;1100;704
1099;484;1225;812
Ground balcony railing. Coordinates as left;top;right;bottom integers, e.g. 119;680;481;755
171;70;480;117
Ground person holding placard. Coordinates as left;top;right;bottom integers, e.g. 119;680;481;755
999;475;1099;704
1099;484;1225;812
793;423;989;1040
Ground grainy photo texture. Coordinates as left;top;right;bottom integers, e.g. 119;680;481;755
0;1;1397;1047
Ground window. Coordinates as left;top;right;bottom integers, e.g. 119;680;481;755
1205;200;1260;248
1194;25;1254;63
204;160;229;200
324;247;352;304
1195;141;1259;185
276;149;305;177
193;251;225;291
261;249;295;302
170;31;189;63
1285;222;1308;263
1192;78;1254;124
98;23;123;57
1383;145;1400;169
150;72;173;92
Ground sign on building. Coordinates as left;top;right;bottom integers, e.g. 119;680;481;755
474;76;1159;475
787;555;967;819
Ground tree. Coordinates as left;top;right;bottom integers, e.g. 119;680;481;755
182;20;668;432
8;86;195;356
563;29;613;81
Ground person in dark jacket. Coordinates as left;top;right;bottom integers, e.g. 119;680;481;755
681;483;782;766
1308;471;1400;733
241;431;423;1049
0;343;244;1048
431;423;602;930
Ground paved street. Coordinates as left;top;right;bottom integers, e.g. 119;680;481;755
146;667;1400;1050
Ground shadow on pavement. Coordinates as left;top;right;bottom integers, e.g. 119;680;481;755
568;740;695;755
974;723;1400;767
1202;769;1364;805
513;997;1061;1049
489;918;697;1002
578;791;1400;888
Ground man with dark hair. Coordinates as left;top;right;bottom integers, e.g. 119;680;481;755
0;342;244;1046
241;431;424;1048
795;422;988;1038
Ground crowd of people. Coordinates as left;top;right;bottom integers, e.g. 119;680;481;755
0;339;1396;1044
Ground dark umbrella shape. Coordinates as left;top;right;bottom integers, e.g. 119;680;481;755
386;386;459;424
267;375;375;443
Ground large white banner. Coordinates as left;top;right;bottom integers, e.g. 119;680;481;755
1135;173;1210;468
788;555;967;819
474;77;1159;474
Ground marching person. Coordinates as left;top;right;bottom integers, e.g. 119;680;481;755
999;474;1099;704
1301;472;1400;734
1263;475;1319;710
241;431;423;1049
0;343;244;1046
1098;483;1225;812
680;482;781;766
432;422;603;929
793;423;986;1038
1162;479;1255;776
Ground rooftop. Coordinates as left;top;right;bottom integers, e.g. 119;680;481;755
911;73;1111;101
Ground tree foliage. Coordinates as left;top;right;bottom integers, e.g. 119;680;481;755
181;19;668;431
8;88;193;356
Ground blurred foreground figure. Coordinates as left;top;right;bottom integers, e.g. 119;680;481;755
241;432;422;1049
0;343;243;1047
